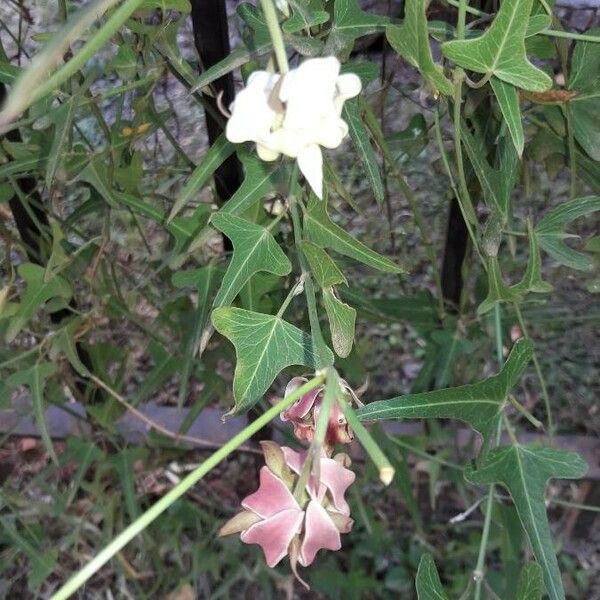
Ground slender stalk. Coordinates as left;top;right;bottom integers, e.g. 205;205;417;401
259;0;289;74
50;376;325;600
541;29;600;43
473;304;504;600
513;303;554;435
564;103;578;199
342;400;394;485
456;0;469;39
433;108;487;271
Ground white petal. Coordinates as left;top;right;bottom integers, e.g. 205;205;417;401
256;143;280;161
281;57;341;130
297;144;323;199
226;71;279;144
336;73;362;100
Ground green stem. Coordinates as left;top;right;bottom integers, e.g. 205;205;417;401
434;108;487;272
259;0;289;74
293;367;336;501
473;304;504;600
50;376;325;600
564;103;578;199
514;303;554;436
541;29;600;43
456;0;469;39
276;276;304;318
509;395;544;430
342;400;394;485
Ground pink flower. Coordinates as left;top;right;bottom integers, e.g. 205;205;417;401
280;376;359;449
219;441;355;585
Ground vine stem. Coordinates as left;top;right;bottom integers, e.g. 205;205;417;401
513;303;554;436
259;0;289;74
473;304;504;599
564;103;578;199
433;108;487;272
50;376;325;600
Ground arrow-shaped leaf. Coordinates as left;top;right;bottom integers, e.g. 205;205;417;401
211;307;334;412
301;241;347;288
357;338;532;444
567;28;600;161
491;77;524;157
219;152;285;216
7;263;72;342
460;122;518;222
517;562;545;600
167;134;234;222
322;287;356;358
325;0;389;56
211;213;291;307
343;98;384;206
303;196;403;273
466;445;587;600
535;196;600;271
386;0;453;97
442;0;552;91
416;554;450;600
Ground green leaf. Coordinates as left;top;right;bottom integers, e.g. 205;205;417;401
322;287;356;358
386;0;453;97
415;554;449;600
52;321;90;377
460;123;517;221
478;256;522;315
75;156;118;207
512;221;553;295
491;77;524;157
282;0;329;33
340;288;438;329
219;153;285;215
46;95;78;189
301;241;347;287
325;0;390;55
466;445;588;600
535;196;600;271
211;307;333;412
568;28;600;161
211;213;292;307
525;14;552;37
7;263;72;342
2;520;57;590
6;362;58;464
115;192;210;253
172;265;221;406
517;562;545;600
303;196;403;273
357;338;532;443
342;98;384;206
442;0;552;92
167;134;234;222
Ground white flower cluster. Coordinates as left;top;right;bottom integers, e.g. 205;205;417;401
225;56;362;199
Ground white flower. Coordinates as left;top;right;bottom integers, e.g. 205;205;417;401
225;57;362;199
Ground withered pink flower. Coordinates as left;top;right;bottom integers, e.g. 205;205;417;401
219;441;355;585
280;376;360;448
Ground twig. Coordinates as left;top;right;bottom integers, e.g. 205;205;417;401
88;374;261;454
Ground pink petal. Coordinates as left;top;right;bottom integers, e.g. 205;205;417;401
242;467;299;518
319;457;355;516
281;446;305;474
299;500;341;566
241;508;304;567
281;446;324;501
281;382;323;422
